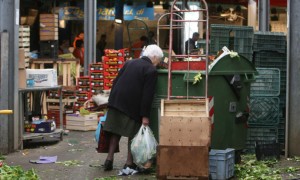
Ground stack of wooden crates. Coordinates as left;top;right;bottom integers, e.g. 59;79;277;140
39;14;58;41
19;25;30;68
157;99;211;179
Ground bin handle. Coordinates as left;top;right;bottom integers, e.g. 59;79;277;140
244;73;256;82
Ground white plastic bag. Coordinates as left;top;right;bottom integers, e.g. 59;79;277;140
130;125;158;169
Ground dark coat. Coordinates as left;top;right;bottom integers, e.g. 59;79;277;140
108;56;157;122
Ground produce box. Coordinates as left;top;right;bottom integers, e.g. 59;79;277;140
24;120;55;133
26;69;58;87
66;113;98;131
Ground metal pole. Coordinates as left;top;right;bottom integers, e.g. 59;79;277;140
0;0;20;153
114;0;124;50
258;0;270;31
84;0;96;75
286;0;300;157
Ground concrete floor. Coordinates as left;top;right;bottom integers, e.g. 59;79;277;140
4;131;157;180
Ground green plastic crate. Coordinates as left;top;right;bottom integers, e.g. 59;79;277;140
253;31;286;53
249;97;280;126
250;68;280;96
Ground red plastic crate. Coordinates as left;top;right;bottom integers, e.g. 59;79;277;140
104;49;129;57
103;86;111;90
171;61;206;70
91;86;104;95
103;71;118;78
104;78;114;88
77;85;90;93
90;72;104;79
89;63;103;71
75;92;91;101
77;76;90;86
90;79;104;87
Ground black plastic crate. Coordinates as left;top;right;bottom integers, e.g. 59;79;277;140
255;141;281;161
39;40;58;58
246;126;278;152
253;51;287;70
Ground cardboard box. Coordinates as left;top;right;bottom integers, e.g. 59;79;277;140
19;49;26;69
19;69;26;88
26;69;58;87
24;120;55;133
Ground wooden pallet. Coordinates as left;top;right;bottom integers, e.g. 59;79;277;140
157;98;211;179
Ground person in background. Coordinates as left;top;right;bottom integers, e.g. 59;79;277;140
72;40;84;66
185;32;200;55
73;31;84;49
148;31;157;45
96;34;107;62
102;45;164;171
131;36;148;58
58;40;70;55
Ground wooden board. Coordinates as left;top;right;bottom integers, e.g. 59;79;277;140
159;116;211;146
66;125;97;131
40;27;58;32
157;146;209;178
40;31;59;36
40;35;58;41
161;99;208;117
40;21;58;27
40;14;58;18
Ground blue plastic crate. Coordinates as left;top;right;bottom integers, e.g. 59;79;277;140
209;148;235;180
246;126;278;152
249;97;280;126
250;68;280;96
253;31;286;53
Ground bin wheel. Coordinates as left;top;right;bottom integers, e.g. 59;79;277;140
60;132;63;141
235;150;242;164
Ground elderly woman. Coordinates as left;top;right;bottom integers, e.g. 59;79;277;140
102;45;164;171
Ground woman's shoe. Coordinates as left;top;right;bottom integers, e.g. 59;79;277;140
104;160;113;171
123;163;137;170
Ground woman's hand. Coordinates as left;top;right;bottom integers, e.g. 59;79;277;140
142;117;149;126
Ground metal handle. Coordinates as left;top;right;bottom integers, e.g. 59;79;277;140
0;110;13;114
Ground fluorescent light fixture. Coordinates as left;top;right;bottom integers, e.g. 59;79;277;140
115;19;122;24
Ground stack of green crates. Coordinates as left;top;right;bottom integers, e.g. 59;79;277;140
252;31;287;148
210;24;254;61
247;68;281;152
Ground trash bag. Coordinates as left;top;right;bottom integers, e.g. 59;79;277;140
131;125;158;169
95;113;107;143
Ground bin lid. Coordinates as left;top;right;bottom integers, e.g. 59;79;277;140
209;54;257;75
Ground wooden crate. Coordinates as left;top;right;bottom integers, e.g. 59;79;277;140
161;99;208;117
157;146;209;179
159;116;211;147
66;113;98;131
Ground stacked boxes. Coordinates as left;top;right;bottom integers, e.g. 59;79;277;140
247;68;281;153
75;76;91;110
39;14;58;41
90;63;104;95
252;32;287;147
19;26;30;68
103;49;128;90
39;14;58;58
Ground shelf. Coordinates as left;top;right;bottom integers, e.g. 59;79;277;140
23;129;63;140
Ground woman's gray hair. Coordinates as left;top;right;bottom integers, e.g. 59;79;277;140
142;45;164;62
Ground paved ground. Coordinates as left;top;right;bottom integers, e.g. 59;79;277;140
4;131;157;180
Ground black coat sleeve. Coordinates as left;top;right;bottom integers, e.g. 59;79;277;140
139;69;158;119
